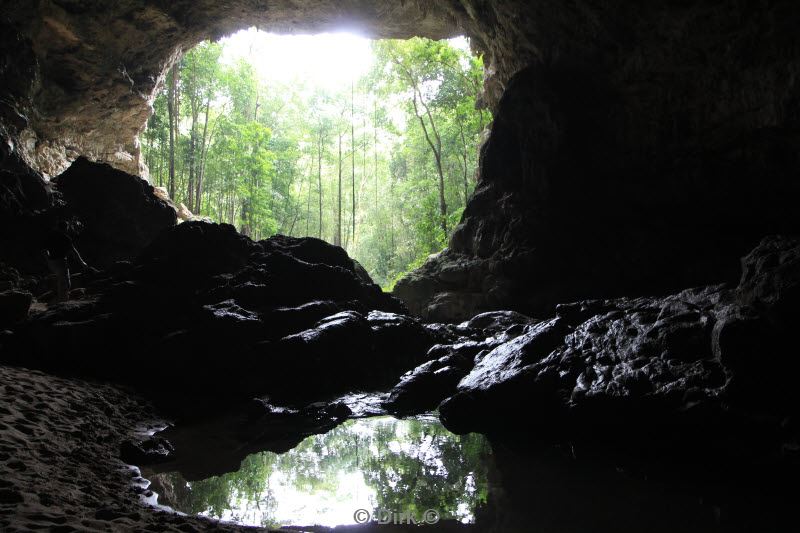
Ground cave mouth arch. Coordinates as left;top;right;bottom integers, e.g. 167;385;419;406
5;1;796;323
3;1;501;179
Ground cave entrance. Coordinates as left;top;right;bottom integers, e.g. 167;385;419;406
140;28;489;289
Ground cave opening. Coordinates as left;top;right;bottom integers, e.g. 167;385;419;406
140;28;488;289
2;1;800;532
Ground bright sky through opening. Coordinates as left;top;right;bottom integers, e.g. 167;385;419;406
220;28;471;90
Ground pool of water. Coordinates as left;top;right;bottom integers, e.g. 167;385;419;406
144;415;492;528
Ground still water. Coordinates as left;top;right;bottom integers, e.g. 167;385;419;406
145;416;491;528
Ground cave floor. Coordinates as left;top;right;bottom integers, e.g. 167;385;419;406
1;363;797;533
0;365;272;532
0;366;478;532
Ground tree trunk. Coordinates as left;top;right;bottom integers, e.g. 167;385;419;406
335;131;343;247
411;90;447;238
351;80;356;244
166;63;179;200
374;99;378;210
186;119;196;212
195;97;211;213
317;129;323;239
390;171;395;253
305;150;312;235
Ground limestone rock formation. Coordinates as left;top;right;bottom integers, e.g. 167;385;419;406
384;310;536;415
1;221;424;412
1;154;175;278
3;2;799;321
0;1;461;177
393;2;800;320
1;2;799;531
53;157;177;268
436;236;800;463
0;145;54;274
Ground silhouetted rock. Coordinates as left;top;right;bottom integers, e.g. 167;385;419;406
438;236;800;462
385;341;488;416
2;221;422;412
396;13;800;321
135;220;253;284
262;234;370;281
385;311;536;415
0;146;54;274
143;398;355;481
53;157;177;268
0;289;32;327
120;436;174;466
461;310;538;334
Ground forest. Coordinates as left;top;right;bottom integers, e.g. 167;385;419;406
141;32;487;288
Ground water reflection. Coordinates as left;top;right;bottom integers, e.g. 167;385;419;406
145;416;491;528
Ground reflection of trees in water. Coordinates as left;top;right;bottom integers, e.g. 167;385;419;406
362;418;490;521
155;417;491;526
157;452;278;527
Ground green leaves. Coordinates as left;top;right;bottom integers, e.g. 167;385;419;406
141;33;489;285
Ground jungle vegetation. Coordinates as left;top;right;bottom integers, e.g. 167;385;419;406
141;32;487;288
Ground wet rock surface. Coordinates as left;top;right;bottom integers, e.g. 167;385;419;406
435;236;800;466
142;397;358;481
1;220;423;413
385;311;535;416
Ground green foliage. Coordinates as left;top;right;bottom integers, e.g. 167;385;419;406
141;35;489;286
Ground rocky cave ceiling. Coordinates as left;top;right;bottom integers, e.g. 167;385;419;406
1;0;525;178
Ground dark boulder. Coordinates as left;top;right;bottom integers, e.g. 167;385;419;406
135;220;253;285
366;310;436;369
262;234;369;281
143;398;354;481
247;310;438;404
0;166;49;220
0;146;54;274
0;289;32;327
384;311;536;416
439;236;800;463
2;222;422;413
385;340;492;416
120;436;174;466
52;157;176;268
461;310;539;334
260;310;376;400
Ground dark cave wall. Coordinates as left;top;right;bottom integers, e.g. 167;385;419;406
396;0;800;320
